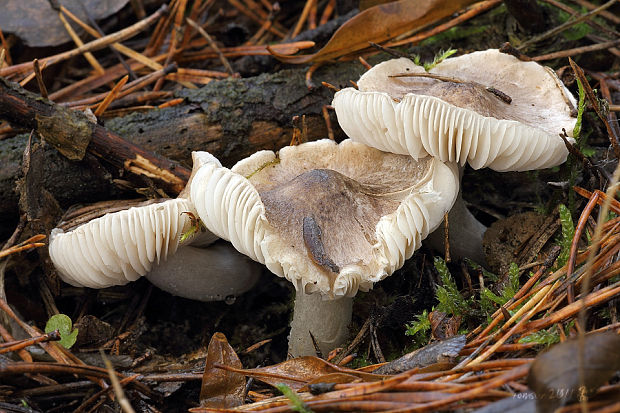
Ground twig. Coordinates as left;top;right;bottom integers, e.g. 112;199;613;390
292;0;317;38
566;189;600;303
94;75;129;116
103;353;136;413
569;0;620;25
0;330;60;354
517;0;618;50
386;0;502;48
56;8;105;75
60;4;160;73
227;0;286;37
319;0;335;26
532;39;620;61
600;78;620;140
0;234;46;259
66;64;178;108
0;29;12;66
0;5;168;77
33;59;48;99
186;18;235;75
569;58;620;160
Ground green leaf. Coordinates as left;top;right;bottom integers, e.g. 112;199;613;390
519;329;560;346
556;204;575;268
45;314;78;349
573;75;586;138
405;309;431;337
434;257;469;316
501;262;520;302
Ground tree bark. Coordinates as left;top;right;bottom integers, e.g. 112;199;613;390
0;62;362;238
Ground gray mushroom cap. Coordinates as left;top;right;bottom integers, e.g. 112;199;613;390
333;49;577;171
189;139;459;298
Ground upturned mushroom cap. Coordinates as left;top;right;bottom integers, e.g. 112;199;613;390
189;139;459;297
49;198;209;288
333;49;577;171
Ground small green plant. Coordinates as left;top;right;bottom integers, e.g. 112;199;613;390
411;49;458;72
180;211;205;243
434;257;471;316
348;354;372;369
405;309;431;346
276;383;313;413
479;262;520;320
556;9;592;41
45;314;78;349
556;204;575;268
519;328;560;346
573;74;586;139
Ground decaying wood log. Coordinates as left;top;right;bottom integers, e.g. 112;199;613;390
0;61;363;238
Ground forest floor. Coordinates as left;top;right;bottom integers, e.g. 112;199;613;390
0;0;619;412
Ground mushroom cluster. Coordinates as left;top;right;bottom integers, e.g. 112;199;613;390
48;48;577;358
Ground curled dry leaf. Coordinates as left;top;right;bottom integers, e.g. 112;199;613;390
372;335;466;375
215;356;387;390
0;0;129;47
527;331;620;412
200;332;245;408
269;0;478;64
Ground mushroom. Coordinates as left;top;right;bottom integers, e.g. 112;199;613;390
49;198;261;301
332;49;577;263
333;49;577;171
188;139;459;355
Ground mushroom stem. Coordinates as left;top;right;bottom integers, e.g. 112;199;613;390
288;291;352;357
427;191;487;266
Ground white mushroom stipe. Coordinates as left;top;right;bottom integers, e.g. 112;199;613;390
289;292;352;357
145;241;262;301
188;139;460;355
333;49;577;172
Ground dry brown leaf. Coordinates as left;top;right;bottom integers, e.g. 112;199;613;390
527;331;620;412
269;0;478;64
200;332;245;408
216;356;387;390
372;335;465;375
